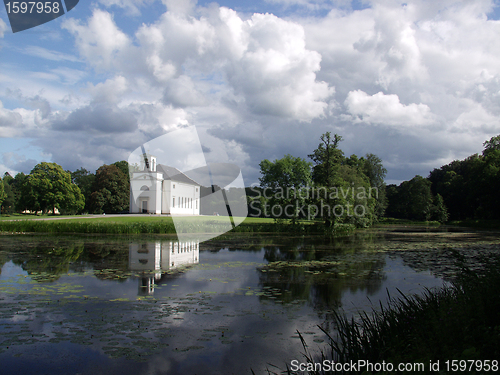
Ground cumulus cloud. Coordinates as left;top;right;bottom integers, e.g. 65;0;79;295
62;9;131;70
5;1;500;183
0;101;24;137
344;90;435;126
223;12;333;121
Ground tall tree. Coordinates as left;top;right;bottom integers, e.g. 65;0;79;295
89;164;129;214
363;153;388;216
482;134;500;157
24;162;84;214
308;132;346;227
308;132;344;186
71;168;95;214
0;177;6;209
0;173;15;214
259;154;312;223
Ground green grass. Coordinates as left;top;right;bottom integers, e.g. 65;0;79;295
378;217;442;226
0;214;356;236
449;219;500;230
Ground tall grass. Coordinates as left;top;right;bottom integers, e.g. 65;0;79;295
281;260;500;374
0;219;177;234
0;217;356;236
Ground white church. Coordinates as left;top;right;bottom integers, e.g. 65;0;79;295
129;153;201;215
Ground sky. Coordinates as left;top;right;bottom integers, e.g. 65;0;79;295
1;0;500;186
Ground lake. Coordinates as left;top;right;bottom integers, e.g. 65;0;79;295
1;226;500;374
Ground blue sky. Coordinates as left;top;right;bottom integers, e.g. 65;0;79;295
2;0;500;185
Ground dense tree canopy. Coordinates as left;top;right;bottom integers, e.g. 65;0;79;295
257;133;385;228
71;168;95;214
21;162;84;214
0;177;6;208
426;134;500;221
259;154;313;223
89;164;129;214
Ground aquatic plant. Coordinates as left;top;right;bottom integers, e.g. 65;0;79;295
279;258;500;374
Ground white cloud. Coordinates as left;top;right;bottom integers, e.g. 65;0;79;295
62;9;131;70
0;101;24;137
97;0;154;15
5;1;500;183
21;46;81;62
87;76;129;105
344;90;434;126
0;18;8;38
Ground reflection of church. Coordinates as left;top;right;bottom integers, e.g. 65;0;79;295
129;241;199;295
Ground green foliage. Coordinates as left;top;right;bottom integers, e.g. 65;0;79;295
71;168;95;214
20;163;84;214
308;132;344;187
0;177;6;208
428;134;500;221
259;154;313;223
306;133;383;228
89;164;130;214
0;173;16;214
386;176;441;222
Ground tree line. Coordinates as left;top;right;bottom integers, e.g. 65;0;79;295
0;161;130;215
386;134;500;222
2;133;497;221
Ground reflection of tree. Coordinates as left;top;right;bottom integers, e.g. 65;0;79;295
86;242;130;281
0;251;8;276
12;242;85;282
256;233;387;322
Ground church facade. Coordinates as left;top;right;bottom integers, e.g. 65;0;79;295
129;154;201;215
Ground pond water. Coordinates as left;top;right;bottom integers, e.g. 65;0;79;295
1;226;500;375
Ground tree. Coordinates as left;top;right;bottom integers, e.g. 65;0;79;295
0;177;6;209
363;153;388;217
259;154;312;223
308;132;344;187
24;162;84;214
431;193;448;223
388;176;434;221
112;161;130;184
0;173;16;214
89;164;129;214
71;168;95;213
482;134;500;157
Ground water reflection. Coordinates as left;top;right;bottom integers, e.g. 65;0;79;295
129;241;199;295
2;230;498;375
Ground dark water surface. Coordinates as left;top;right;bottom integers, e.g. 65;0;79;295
1;227;500;375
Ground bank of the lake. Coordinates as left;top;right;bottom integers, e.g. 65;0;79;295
287;260;500;375
0;215;357;236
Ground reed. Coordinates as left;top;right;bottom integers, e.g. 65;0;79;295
280;259;500;374
0;217;356;236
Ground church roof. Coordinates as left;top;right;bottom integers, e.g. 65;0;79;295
157;164;200;186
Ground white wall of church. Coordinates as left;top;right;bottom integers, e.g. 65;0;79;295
130;172;163;214
169;182;200;215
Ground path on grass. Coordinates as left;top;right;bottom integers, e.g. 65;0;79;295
1;214;202;221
